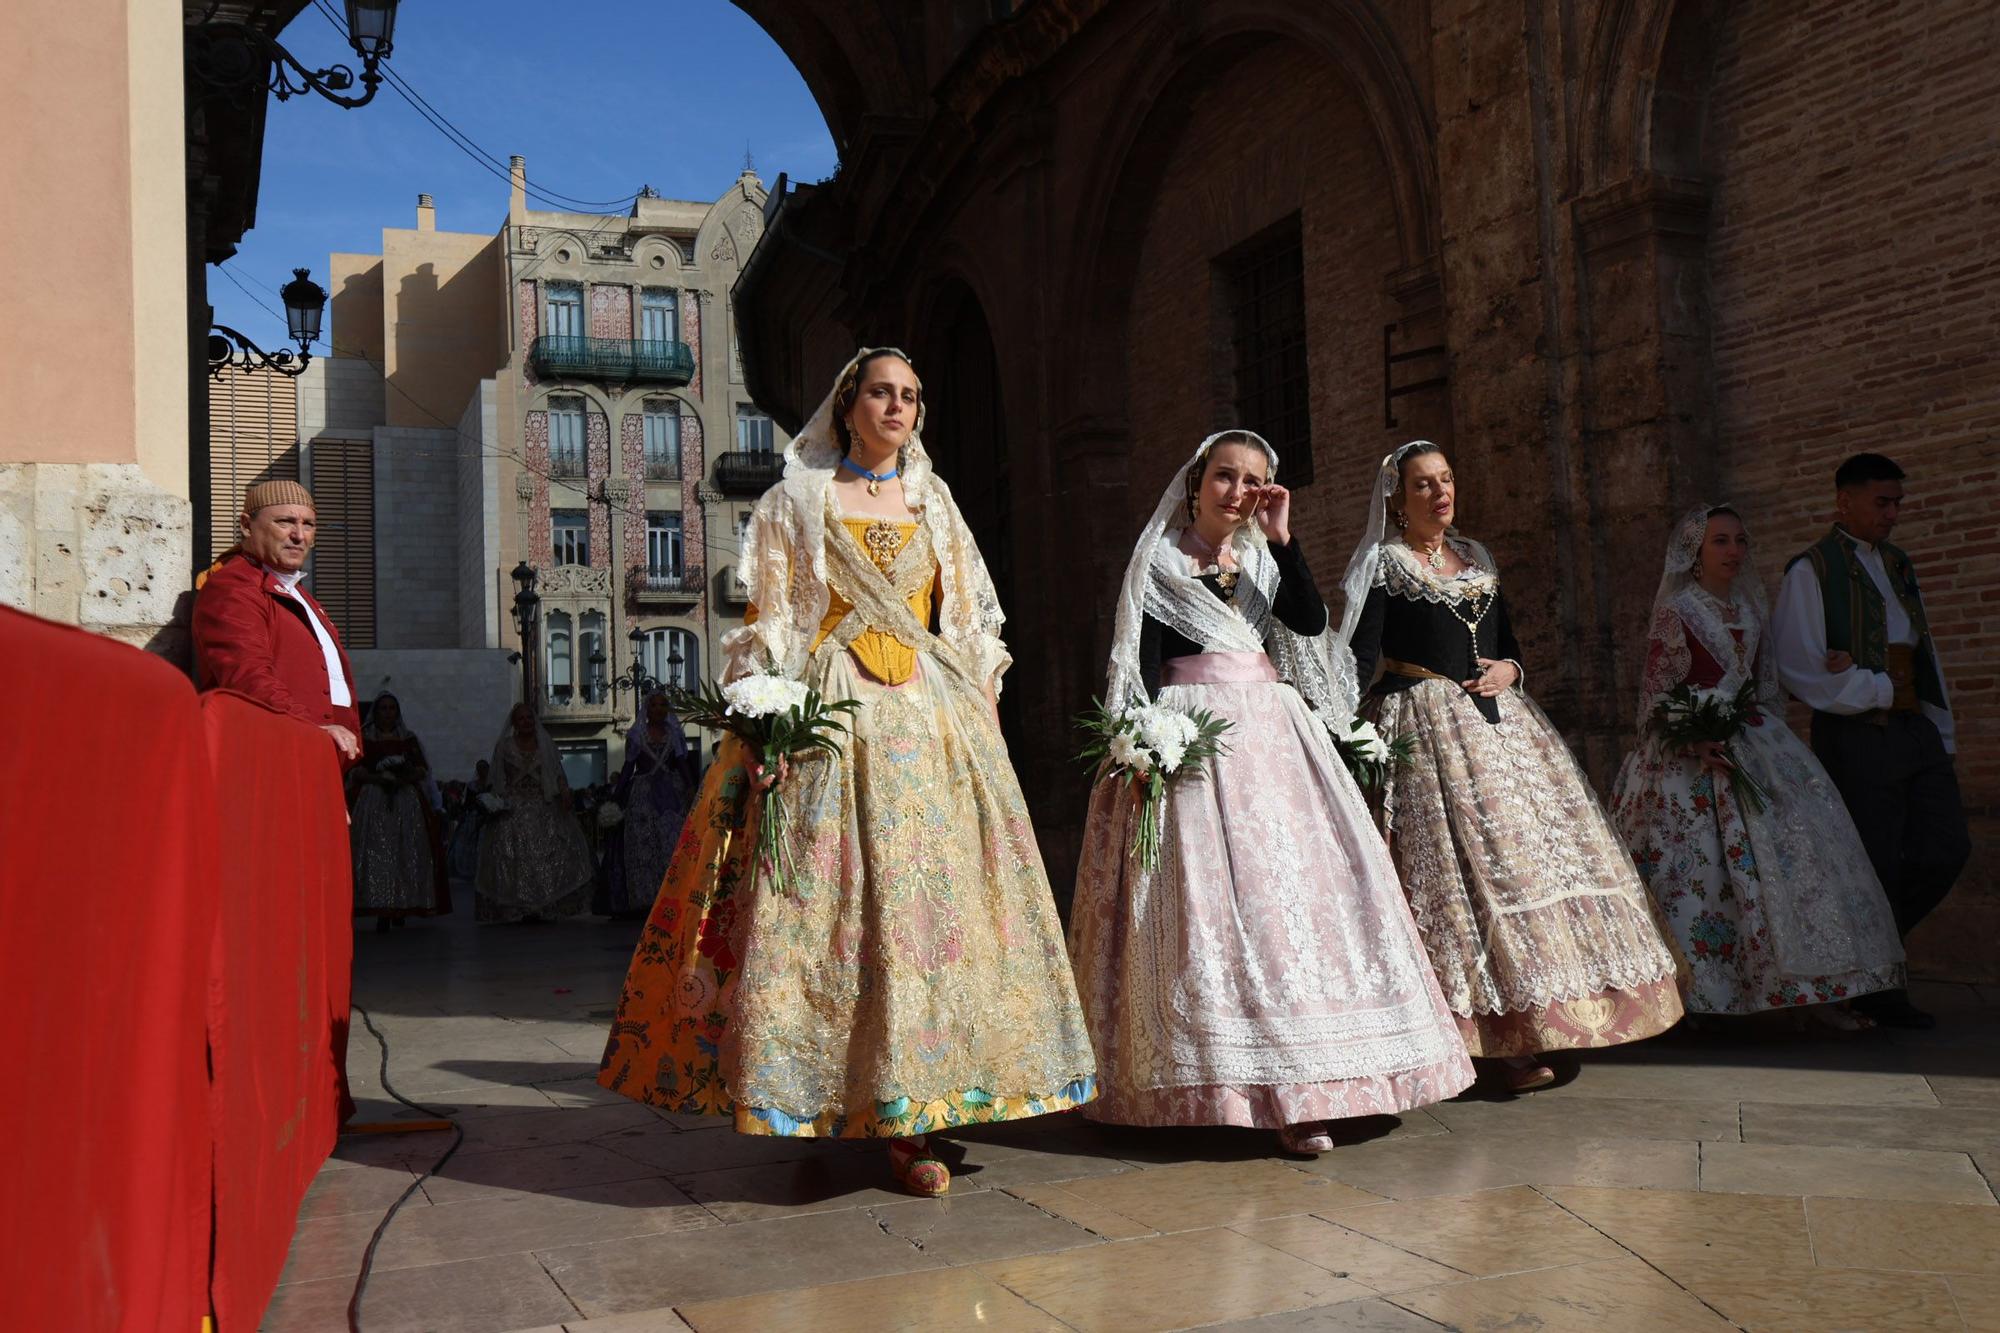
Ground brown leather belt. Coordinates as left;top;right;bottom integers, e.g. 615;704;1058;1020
1380;657;1455;684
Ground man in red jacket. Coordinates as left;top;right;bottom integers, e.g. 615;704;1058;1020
193;480;362;764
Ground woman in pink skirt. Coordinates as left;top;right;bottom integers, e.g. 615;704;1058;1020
1069;431;1472;1156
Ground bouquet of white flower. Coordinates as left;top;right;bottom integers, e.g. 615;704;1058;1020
595;800;624;830
671;673;860;893
474;791;507;816
1330;718;1414;795
1077;699;1233;871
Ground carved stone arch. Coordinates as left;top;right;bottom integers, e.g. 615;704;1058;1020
1573;0;1713;195
1055;2;1438;426
728;2;920;150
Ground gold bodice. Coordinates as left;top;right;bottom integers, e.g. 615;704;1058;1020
744;518;937;686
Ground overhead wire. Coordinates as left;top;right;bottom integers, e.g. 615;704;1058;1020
305;0;642;213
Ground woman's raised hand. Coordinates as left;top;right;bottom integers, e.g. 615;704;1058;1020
1246;483;1292;546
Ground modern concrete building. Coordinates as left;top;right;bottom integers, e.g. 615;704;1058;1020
305;164;784;786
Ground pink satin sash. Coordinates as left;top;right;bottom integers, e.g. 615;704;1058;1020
1160;651;1279;686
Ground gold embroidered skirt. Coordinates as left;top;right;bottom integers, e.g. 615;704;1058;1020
597;648;1097;1136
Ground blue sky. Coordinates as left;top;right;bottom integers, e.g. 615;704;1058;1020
208;0;837;342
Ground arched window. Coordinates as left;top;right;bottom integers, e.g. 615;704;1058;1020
640;627;700;689
545;610;574;701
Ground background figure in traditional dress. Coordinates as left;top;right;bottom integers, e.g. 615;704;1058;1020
1773;453;1969;1030
596;348;1097;1198
1611;506;1903;1023
1340;442;1683;1092
447;759;491;885
595;691;695;919
475;702;594;923
1071;431;1471;1156
348;692;451;928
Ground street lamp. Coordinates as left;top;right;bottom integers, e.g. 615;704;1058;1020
186;0;401;110
511;562;540;699
208;267;327;380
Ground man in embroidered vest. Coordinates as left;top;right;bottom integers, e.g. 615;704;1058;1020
1773;453;1967;1030
193;480;363;766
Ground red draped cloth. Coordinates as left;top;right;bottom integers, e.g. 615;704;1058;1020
0;609;216;1332
0;607;355;1332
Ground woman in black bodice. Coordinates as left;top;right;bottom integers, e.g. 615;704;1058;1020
1340;442;1682;1091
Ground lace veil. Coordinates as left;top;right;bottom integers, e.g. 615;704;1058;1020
1104;431;1357;734
1637;504;1778;730
720;348;1011;691
491;709;566;802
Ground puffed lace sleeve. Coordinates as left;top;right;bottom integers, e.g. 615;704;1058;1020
720;488;798;682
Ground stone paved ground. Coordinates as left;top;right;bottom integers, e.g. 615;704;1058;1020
265;912;2000;1332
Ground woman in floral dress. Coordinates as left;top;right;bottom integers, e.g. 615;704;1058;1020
1610;505;1903;1021
596;349;1096;1196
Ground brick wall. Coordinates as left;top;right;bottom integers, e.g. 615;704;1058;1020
1702;0;2000;972
1121;40;1413;579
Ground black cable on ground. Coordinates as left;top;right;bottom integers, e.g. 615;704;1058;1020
344;1003;465;1333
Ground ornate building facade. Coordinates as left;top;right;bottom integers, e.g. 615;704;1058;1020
312;165;785;783
730;0;2000;976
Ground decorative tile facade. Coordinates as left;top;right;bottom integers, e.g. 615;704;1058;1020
589;284;632;340
518;280;539;389
523;410;551;563
586;409;611;568
619;412;646;579
683;296;702;398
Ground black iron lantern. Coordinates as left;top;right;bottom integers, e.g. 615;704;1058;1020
345;0;398;60
281;268;327;347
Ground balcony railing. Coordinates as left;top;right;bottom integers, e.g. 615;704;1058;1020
642;455;681;481
530;335;694;386
714;450;784;494
632;563;704;604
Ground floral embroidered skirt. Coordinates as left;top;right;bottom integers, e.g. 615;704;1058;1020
1610;721;1904;1015
1367;680;1685;1058
597;647;1097;1137
1070;676;1473;1128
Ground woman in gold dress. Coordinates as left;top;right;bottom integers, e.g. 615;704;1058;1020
597;349;1097;1195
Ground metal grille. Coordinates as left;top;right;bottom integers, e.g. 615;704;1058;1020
308;437;376;648
1224;215;1313;485
207;370;301;562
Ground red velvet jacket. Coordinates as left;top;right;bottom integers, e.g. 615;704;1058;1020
193;553;362;743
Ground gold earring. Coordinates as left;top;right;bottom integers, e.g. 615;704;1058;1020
1393;509;1408;531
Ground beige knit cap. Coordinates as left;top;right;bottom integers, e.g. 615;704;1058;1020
243;479;316;514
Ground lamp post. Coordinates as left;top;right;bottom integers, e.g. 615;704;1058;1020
186;0;400;110
208;267;327;379
511;562;540;701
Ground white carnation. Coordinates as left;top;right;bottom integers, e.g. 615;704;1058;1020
723;674;810;719
1107;733;1153;775
1346;720;1389;762
1155;741;1188;773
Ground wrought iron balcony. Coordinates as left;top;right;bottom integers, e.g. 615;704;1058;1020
714;450;784;494
631;563;704;605
530;335;694;385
